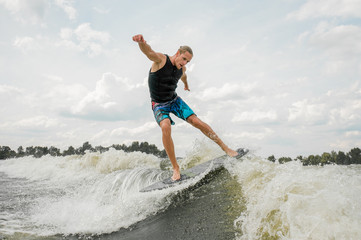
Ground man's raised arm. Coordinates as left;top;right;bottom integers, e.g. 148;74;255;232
132;34;163;63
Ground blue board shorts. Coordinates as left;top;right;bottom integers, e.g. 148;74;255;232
152;96;196;125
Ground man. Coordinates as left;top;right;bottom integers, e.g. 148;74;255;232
132;34;240;181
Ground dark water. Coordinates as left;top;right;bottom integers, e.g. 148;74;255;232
107;169;244;240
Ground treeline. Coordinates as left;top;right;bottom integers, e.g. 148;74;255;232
267;147;361;166
0;141;167;160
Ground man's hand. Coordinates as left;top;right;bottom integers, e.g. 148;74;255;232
132;34;146;43
184;84;190;91
132;34;164;64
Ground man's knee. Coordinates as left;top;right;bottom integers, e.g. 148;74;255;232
160;119;172;135
187;115;203;128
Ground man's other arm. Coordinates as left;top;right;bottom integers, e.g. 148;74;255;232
181;67;190;91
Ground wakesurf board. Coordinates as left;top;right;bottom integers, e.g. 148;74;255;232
140;148;248;192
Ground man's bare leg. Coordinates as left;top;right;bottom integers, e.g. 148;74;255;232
187;115;238;157
160;119;181;181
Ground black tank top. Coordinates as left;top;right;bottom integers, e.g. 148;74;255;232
148;54;183;103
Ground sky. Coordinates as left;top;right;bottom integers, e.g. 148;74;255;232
0;0;361;158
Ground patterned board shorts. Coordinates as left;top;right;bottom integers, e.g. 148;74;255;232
152;96;196;125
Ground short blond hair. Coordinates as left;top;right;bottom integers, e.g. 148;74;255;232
179;45;193;55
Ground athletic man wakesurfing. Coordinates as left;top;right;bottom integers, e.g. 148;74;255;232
132;34;241;181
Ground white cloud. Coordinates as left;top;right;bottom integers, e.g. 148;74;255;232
308;23;361;58
43;82;88;106
58;23;110;56
13;36;39;52
54;0;76;20
90;129;110;142
232;110;278;123
12;35;57;53
288;99;326;124
226;128;274;140
68;72;148;121
0;0;47;24
196;82;257;101
43;74;63;83
74;23;109;43
345;131;361;137
111;122;157;136
12;23;112;56
0;84;23;94
329;99;361;126
296;21;361;79
330;138;361;150
93;6;110;14
288;85;361;128
0;0;77;24
0;115;63;130
288;0;361;20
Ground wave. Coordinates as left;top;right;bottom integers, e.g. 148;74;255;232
0;145;224;237
1;143;361;239
0;149;172;236
226;157;361;239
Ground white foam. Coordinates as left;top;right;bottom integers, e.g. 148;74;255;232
180;138;224;169
30;168;171;235
226;157;361;239
0;148;160;181
0;149;173;236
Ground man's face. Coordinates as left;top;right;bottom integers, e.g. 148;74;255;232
175;51;192;69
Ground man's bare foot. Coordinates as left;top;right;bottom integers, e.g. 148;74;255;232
171;167;181;181
225;148;239;157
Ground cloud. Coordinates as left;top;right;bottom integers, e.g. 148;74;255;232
345;130;361;137
43;74;63;83
40;82;89;112
0;84;23;94
74;23;109;43
93;6;110;14
0;115;64;130
329;98;361;127
288;84;361;128
297;22;361;77
330;137;361;150
12;23;111;56
54;0;76;20
195;82;257;101
288;99;326;124
0;0;77;24
232;110;278;123
225;127;274;140
58;23;110;56
0;0;47;24
111;122;157;136
308;23;361;57
288;0;361;20
13;36;41;52
0;84;24;111
67;72;148;121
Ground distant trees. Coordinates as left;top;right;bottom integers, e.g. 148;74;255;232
0;146;16;160
268;147;361;166
111;141;166;157
0;141;167;160
1;142;360;167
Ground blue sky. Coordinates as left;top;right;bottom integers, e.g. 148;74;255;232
1;0;361;158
